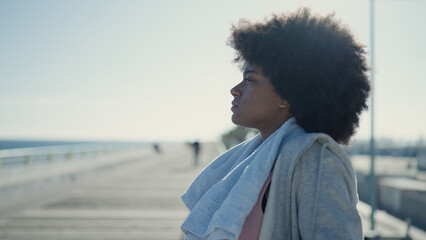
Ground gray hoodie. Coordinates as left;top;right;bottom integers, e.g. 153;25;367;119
259;133;363;239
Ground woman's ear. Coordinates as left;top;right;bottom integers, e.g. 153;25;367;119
278;100;290;109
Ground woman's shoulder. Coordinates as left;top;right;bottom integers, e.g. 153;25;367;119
276;132;353;174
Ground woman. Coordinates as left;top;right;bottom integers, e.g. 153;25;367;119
181;8;370;240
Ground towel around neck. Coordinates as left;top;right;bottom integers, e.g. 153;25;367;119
181;117;304;240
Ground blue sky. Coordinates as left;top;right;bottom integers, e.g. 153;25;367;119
1;0;425;143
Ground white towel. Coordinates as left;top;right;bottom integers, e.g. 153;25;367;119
181;117;304;240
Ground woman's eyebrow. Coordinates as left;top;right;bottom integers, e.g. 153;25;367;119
243;70;258;76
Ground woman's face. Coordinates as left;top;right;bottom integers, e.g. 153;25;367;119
230;63;291;139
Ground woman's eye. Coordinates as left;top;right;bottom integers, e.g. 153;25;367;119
244;78;253;83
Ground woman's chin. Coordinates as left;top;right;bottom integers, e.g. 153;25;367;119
231;116;249;128
231;115;240;125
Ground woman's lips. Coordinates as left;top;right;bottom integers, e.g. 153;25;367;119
231;101;239;112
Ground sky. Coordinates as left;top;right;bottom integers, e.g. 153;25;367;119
1;0;425;143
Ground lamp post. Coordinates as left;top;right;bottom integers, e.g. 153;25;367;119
369;0;377;231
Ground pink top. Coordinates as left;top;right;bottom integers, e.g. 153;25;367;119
238;173;272;240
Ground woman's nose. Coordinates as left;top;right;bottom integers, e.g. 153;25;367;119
230;83;242;97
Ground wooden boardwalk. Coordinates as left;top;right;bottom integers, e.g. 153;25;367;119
0;143;219;240
1;142;425;239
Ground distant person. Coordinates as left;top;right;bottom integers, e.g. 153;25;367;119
181;8;370;239
192;141;200;166
153;143;161;154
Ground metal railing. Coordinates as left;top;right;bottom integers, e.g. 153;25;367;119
364;218;412;239
0;142;146;169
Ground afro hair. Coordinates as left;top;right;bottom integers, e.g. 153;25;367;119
228;8;371;144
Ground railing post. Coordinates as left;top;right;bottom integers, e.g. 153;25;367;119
405;218;411;239
25;155;32;165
